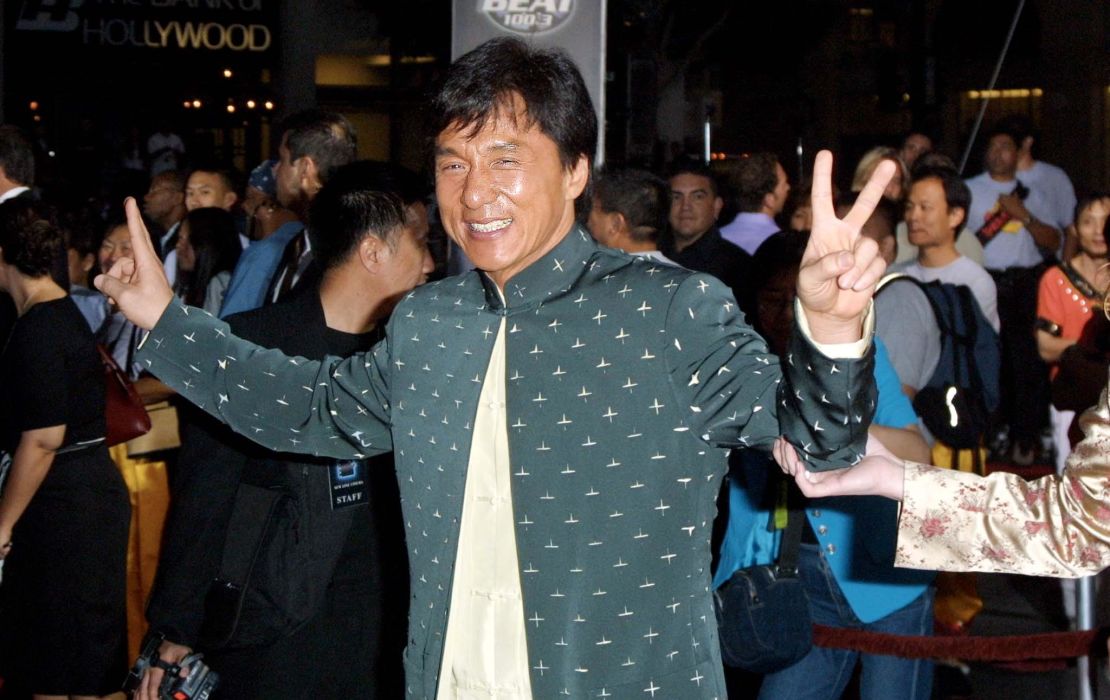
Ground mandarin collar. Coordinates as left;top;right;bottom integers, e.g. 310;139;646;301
479;225;599;313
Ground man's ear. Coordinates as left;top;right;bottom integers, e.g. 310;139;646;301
222;191;239;211
81;252;96;273
299;156;322;196
1021;135;1035;155
358;234;385;273
948;206;967;232
612;212;630;238
713;196;724;220
564;155;590;201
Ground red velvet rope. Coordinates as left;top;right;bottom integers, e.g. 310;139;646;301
813;624;1104;663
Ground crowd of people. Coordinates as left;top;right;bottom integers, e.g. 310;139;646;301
0;35;1107;700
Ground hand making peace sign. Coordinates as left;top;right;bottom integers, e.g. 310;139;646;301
797;150;897;344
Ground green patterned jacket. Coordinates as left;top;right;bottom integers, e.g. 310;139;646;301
138;226;875;699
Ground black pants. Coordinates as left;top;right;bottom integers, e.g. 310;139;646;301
204;577;407;700
990;265;1050;447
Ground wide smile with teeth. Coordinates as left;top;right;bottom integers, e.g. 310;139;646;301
469;218;512;233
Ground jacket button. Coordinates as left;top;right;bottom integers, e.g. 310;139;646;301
826;543;836;556
812;510;822;518
817;525;828;536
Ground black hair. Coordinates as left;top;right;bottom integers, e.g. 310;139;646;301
910;151;957;178
593;168;669;244
187;164;239;195
308;161;409;272
0;199;62;278
174;207;241;308
152;169;187;193
994;114;1035;148
911;165;972;228
732;153;781;212
667;159;720;198
984;122;1023;151
0;125;34;187
432;37;596;175
279;110;358;186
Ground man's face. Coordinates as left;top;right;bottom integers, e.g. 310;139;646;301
668;174;722;245
275;135;305;208
98;224;134;273
143;175;183;222
186;171;237;212
985;134;1018;179
378;202;435;312
905;177;962;250
769;162;790;216
242;186;270;218
900;133;932;167
434;96;588;289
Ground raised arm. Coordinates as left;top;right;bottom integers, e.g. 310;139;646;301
665;272;875;472
95;199;393;460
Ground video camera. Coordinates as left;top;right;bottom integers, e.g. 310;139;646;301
124;631;219;700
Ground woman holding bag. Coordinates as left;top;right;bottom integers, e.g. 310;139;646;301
0;199;130;698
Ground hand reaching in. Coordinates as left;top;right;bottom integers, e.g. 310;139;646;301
773;433;907;501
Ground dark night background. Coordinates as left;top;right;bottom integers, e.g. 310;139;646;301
1;0;1106;208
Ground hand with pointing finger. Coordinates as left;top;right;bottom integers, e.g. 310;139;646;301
94;197;176;330
797;151;896;344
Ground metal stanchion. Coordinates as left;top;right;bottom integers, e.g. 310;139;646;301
1077;575;1096;700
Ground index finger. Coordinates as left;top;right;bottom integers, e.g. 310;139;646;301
842;159;896;231
124;197;162;269
810;150;836;223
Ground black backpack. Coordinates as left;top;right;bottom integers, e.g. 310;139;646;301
878;275;1001;456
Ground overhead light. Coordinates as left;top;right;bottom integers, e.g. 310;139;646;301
223;68;233;78
264;100;274;110
29;101;39;111
226;104;236;113
183;101;191;109
192;99;202;108
246;99;256;109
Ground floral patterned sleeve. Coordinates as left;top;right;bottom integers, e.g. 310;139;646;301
895;387;1110;578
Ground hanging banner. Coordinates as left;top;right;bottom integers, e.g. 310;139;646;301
451;0;606;162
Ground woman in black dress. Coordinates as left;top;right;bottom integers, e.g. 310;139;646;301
0;200;130;698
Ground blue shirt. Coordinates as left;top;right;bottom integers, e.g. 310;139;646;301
218;221;303;318
714;337;933;622
719;212;780;254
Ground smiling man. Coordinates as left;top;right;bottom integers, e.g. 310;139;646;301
98;37;893;699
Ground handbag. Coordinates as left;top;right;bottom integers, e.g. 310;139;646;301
713;506;812;673
98;343;151;446
126;401;181;457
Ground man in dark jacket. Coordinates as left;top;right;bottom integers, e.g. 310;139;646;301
139;162;433;699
